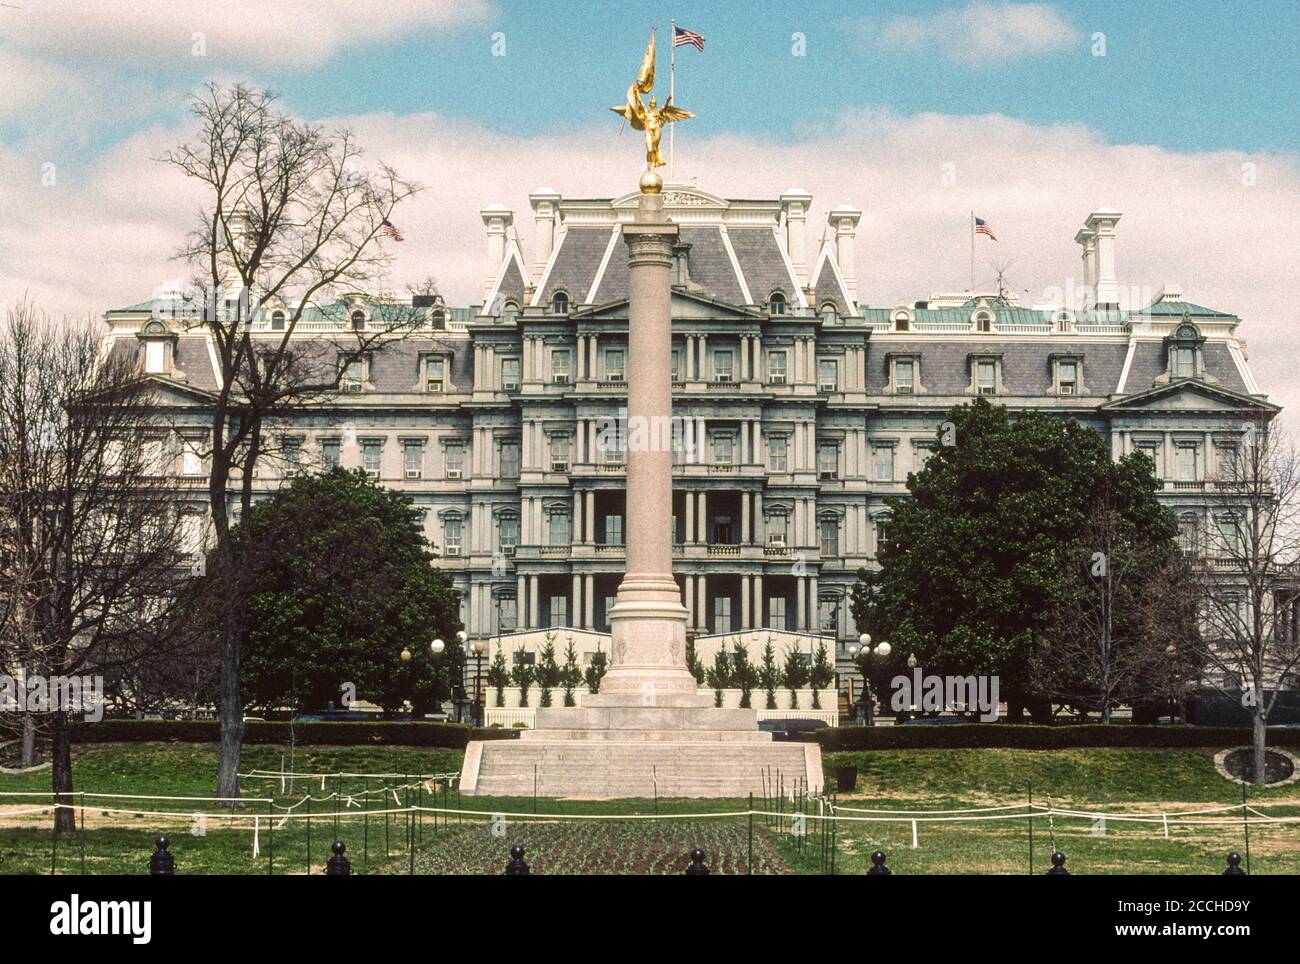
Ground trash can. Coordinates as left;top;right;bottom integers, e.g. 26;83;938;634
836;764;858;793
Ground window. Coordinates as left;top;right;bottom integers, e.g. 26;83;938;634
341;357;364;391
769;292;787;315
818;598;839;633
180;512;206;555
894;358;915;394
500;357;520;390
713;434;734;465
181;439;203;477
403;442;424;479
551;435;570;472
1176;445;1197;482
818;443;839;480
769;436;788;472
142;438;165;475
362;441;382;479
1137;442;1161;476
605;349;625;381
976;359;997;395
874;445;894;482
443;516;463;554
1172;346;1195;379
350;309;366;331
445;443;464;478
713;514;733;545
1057;360;1078;395
549;596;568;628
551;349;571;383
497;596;517;632
549;510;571;546
713;596;732;634
270;310;286;331
283;438;302;475
818;359;838;392
552;291;569;314
874;517;890;555
1216;445;1238;480
767;512;789;546
768;596;788;630
604;514;624;545
819;517;840;558
894;313;910;332
498;514;519;550
500;440;520;479
671;349;681;381
768;351;788;384
974;312;993;333
144;340;166;374
713;350;734;382
425;357;447;393
1216;513;1244;557
321;440;341;470
1178;514;1199;554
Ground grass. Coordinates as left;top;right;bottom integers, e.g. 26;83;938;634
1;742;1297;875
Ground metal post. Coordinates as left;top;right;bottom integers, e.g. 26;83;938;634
747;792;753;876
1028;782;1034;875
267;799;274;875
1242;781;1251;874
306;795;312;875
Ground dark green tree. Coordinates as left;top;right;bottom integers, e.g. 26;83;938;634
560;638;583;707
849;398;1176;720
809;641;835;709
486;650;509;707
232;469;463;714
510;649;534;707
705;644;732;707
757;640;780;710
782;645;810;709
584;644;608;694
535;636;561;708
732;641;759;709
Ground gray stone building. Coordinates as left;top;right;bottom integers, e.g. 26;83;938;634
99;186;1279;688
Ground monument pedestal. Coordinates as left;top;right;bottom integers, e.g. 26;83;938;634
459;190;823;799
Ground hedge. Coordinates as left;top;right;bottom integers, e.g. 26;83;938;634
69;719;516;748
811;724;1300;752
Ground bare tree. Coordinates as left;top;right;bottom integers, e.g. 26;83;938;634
1033;489;1199;722
160;82;423;798
0;301;192;833
1191;413;1300;782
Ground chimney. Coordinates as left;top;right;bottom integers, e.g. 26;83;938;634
780;189;813;287
828;205;862;302
479;204;514;302
1074;227;1096;307
1085;208;1122;309
529;187;561;279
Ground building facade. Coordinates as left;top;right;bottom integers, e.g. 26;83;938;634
99;186;1279;690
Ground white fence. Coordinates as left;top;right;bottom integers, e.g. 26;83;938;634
483;703;838;730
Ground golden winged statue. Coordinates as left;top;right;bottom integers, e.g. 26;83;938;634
610;28;693;179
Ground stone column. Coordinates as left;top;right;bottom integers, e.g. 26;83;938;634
741;576;751;630
529;575;540;628
753;573;764;627
516;574;526;629
598;193;699;700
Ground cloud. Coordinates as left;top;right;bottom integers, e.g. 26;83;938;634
877;1;1081;64
0;0;493;67
3;102;1299;423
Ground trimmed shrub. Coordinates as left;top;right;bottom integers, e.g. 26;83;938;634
812;724;1300;752
70;719;514;748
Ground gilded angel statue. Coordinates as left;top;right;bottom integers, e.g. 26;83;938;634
610;29;693;173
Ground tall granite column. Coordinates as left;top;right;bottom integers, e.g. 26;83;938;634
596;191;705;703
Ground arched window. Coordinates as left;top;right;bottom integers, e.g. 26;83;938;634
502;301;520;322
974;311;993;333
893;311;910;332
552;290;569;314
350;309;366;331
820;302;837;322
270;309;287;331
768;291;787;315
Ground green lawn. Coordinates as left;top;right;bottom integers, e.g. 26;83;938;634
1;743;1296;875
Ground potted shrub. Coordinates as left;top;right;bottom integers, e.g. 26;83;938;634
783;645;809;710
809;640;835;710
510;649;534;708
485;651;510;708
758;641;780;710
732;641;759;709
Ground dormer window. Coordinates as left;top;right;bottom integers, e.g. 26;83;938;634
973;311;994;333
1052;355;1083;396
1172;346;1195;379
425;356;447;393
350;309;366;331
768;291;787;315
552;290;570;314
138;321;173;375
892;309;911;332
1053;309;1075;334
270;309;287;331
819;302;838;322
1165;322;1205;381
340;355;366;392
889;355;919;395
502;301;520;322
968;355;1002;395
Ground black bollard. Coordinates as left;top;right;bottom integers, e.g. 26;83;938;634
1223;852;1246;876
867;850;891;875
148;836;175;875
505;844;529;875
686;848;710;875
325;840;352;876
1046;851;1069;875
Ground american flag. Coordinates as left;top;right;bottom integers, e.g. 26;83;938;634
381;218;405;242
674;26;705;50
974;216;997;241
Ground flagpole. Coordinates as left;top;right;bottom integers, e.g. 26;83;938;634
670;18;676;181
969;210;975;291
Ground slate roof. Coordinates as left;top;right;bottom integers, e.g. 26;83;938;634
812;256;850;315
541;228;613;304
727;228;797;301
865;339;1132;396
1121;340;1249;394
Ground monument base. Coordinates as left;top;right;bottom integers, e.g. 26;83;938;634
460;698;824;798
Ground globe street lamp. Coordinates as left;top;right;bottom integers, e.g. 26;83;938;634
853;633;891;725
429;638;446;717
471;639;486;727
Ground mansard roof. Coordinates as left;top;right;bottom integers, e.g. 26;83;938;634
864;338;1132;396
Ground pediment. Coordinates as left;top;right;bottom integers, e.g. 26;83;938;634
574;289;762;322
1103;379;1277;414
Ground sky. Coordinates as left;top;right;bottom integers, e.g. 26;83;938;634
1;0;1298;409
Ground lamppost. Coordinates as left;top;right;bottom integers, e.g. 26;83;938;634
848;633;891;725
471;638;486;727
430;637;446;717
1165;643;1181;724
